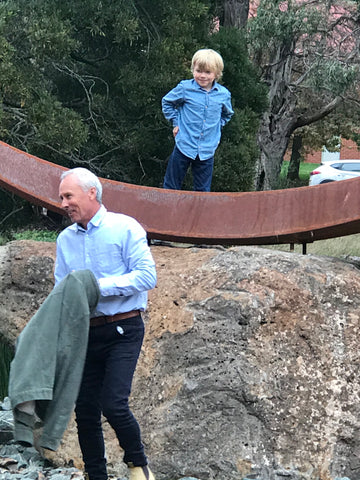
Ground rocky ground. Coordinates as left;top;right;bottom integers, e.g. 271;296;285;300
0;396;203;480
0;398;351;480
1;241;360;479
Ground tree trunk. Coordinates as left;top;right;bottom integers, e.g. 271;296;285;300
223;0;250;28
287;135;303;181
254;39;297;190
254;121;292;190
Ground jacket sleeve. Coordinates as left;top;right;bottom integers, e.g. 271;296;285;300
161;82;185;127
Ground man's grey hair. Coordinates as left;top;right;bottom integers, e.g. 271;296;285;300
61;167;103;203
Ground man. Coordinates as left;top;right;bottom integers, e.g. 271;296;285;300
54;167;157;480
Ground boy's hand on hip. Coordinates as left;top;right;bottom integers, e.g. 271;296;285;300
173;126;179;137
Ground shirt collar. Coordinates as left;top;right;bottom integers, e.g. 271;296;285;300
75;204;107;232
192;78;219;92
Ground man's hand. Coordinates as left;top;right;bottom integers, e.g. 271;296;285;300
173;126;179;137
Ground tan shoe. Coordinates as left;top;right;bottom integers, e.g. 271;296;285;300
128;465;155;480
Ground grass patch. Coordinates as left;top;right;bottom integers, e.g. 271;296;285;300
0;229;59;246
263;233;360;258
273;161;360;258
298;162;319;182
1;224;359;259
279;161;319;187
12;229;58;242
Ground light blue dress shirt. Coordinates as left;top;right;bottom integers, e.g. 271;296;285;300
162;78;234;160
54;205;157;317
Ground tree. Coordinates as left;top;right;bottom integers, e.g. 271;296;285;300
214;0;251;28
246;0;360;190
0;0;209;184
0;0;267;196
286;100;360;181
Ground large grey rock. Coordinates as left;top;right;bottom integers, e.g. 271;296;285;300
0;240;56;345
1;240;360;480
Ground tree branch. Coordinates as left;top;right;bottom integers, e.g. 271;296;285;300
294;96;343;130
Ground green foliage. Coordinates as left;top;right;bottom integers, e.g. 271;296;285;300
292;101;360;161
0;186;63;234
245;0;360;189
28;95;88;151
0;224;60;244
0;1;87;157
249;0;322;51
26;13;77;60
0;188;40;230
213;108;260;192
0;0;266;194
308;61;358;96
12;229;58;242
208;27;268;114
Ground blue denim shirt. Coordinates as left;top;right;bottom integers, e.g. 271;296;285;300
162;78;234;160
54;205;157;316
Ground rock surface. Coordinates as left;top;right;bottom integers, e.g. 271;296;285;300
1;240;360;480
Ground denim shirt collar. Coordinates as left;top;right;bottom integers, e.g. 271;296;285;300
192;78;219;92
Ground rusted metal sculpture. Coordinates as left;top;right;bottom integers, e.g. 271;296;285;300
1;140;360;247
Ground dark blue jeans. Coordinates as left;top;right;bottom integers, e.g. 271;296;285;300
163;145;214;191
75;315;146;480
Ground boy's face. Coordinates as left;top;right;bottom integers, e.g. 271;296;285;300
193;64;217;91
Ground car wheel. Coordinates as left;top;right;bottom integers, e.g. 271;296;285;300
320;180;335;184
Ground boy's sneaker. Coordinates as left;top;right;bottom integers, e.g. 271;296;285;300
129;465;155;480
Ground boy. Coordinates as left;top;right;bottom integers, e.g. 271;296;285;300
162;48;234;192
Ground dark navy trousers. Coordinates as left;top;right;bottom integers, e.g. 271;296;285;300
163;145;214;191
75;314;147;480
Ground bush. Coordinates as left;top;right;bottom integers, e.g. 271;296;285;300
13;229;58;242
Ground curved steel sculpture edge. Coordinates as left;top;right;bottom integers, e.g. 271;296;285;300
1;140;360;245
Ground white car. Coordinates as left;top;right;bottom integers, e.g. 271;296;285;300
309;160;360;186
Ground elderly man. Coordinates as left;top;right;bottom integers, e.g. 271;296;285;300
54;167;157;480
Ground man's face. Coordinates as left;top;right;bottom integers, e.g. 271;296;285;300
59;174;98;228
